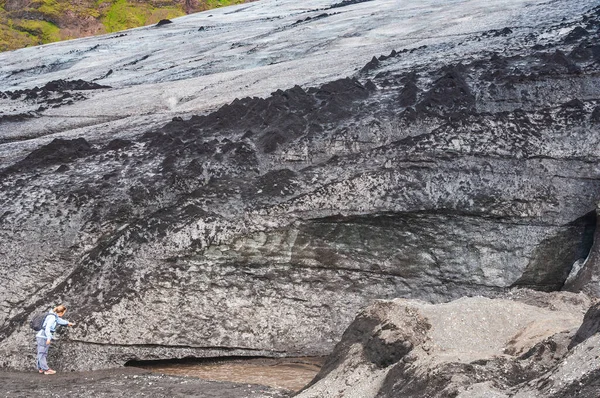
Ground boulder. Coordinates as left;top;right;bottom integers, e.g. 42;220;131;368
297;292;590;398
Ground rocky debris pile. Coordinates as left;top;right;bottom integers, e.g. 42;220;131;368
329;0;374;10
0;79;109;101
0;79;110;129
156;19;174;27
297;291;594;398
0;111;35;124
3;137;95;173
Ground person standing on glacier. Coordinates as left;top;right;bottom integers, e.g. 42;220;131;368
35;305;75;375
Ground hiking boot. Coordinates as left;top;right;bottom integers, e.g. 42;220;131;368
43;369;56;375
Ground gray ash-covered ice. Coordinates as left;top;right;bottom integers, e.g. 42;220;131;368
1;0;600;379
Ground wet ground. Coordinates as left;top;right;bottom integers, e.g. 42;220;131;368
0;357;323;397
133;357;325;392
0;367;291;398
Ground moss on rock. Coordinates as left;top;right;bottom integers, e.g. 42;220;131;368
15;19;62;43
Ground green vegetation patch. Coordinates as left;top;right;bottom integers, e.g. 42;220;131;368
15;19;62;43
102;0;185;33
0;0;251;52
34;0;62;19
204;0;249;9
0;23;39;52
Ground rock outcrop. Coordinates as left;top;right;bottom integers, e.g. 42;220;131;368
296;291;594;397
1;0;600;373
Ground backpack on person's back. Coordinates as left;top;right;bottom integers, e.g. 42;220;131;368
30;312;56;331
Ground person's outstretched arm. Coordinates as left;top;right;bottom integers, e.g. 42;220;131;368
56;317;73;326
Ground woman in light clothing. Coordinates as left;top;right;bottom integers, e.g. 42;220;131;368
36;305;75;375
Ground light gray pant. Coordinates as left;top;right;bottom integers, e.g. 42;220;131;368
36;337;50;371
